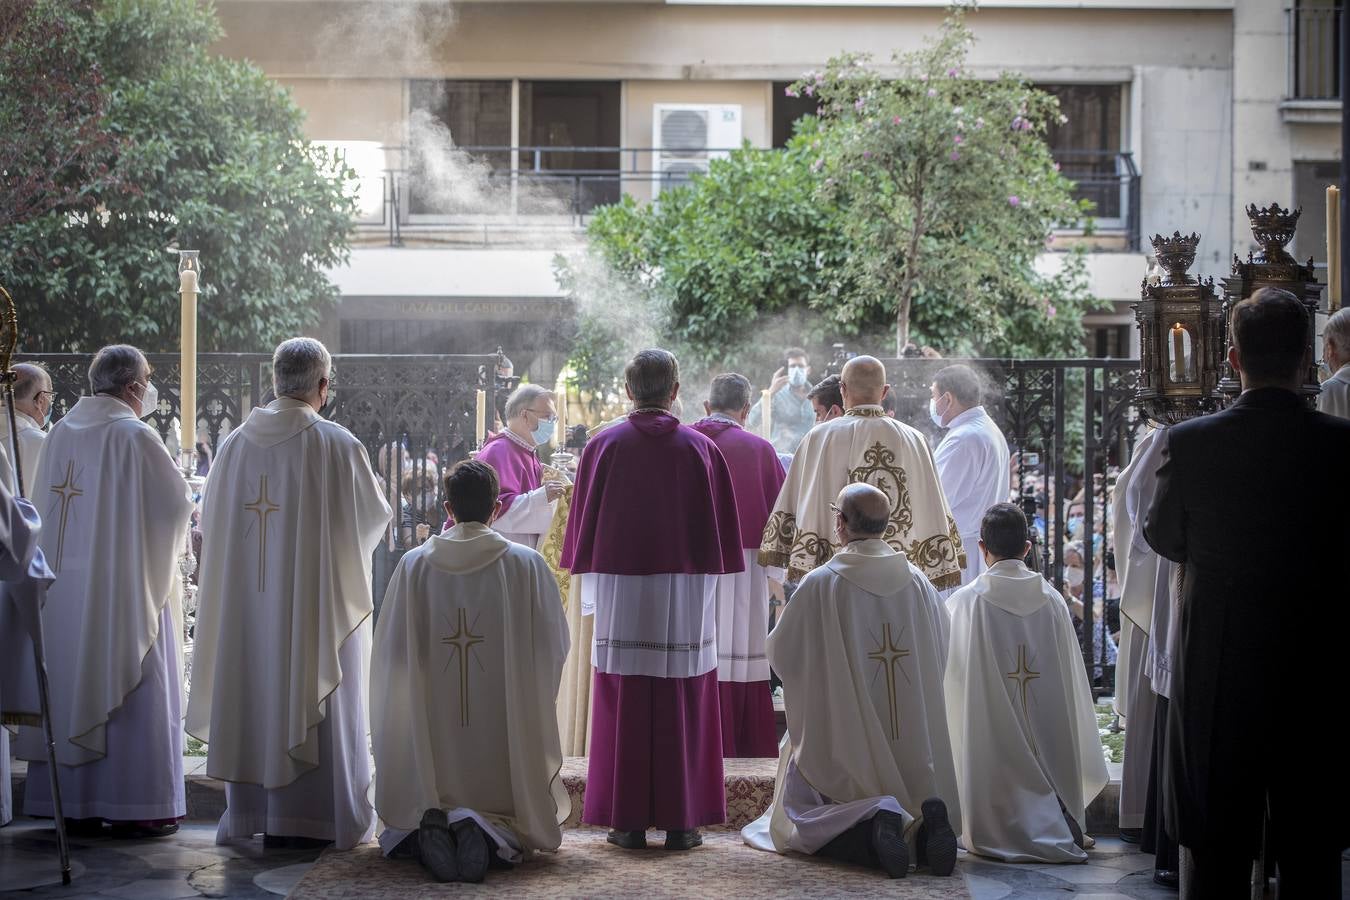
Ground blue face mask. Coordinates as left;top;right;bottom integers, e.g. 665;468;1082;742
530;416;556;447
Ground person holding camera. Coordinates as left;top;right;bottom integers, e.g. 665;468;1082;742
747;348;816;454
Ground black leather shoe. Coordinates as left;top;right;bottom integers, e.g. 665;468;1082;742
1118;827;1143;844
663;829;703;851
451;819;489;884
1153;868;1179;888
869;810;909;879
915;798;958;876
65;817;105;838
417;809;460;883
109;822;178;840
606;829;647;850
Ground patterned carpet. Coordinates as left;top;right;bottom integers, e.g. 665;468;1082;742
559;757;776;830
287;829;973;899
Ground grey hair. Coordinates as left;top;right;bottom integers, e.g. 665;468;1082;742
707;373;751;413
88;345;148;395
1326;307;1350;354
11;363;50;403
272;337;332;398
505;383;552;420
934;364;982;406
625;348;679;407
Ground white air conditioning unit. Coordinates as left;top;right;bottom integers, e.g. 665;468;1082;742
652;104;742;196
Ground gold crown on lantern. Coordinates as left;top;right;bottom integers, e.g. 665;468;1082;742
1150;231;1200;285
1245;203;1300;265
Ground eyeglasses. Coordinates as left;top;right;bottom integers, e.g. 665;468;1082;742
829;502;847;522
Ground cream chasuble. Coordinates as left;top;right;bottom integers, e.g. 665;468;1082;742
187;398;390;845
745;540;959;854
760;407;965;589
1;410;47;494
17;396;192;766
372;523;570;859
944;560;1108;863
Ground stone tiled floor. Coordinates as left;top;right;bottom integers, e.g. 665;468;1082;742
5;819;1345;898
0;819;322;899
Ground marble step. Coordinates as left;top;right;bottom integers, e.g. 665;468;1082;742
10;758;1121;835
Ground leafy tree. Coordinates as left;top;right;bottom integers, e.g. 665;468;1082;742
559;7;1105;379
792;9;1096;355
2;0;355;352
0;0;123;230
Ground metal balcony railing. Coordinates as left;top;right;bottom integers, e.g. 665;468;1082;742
353;145;1140;251
1288;4;1342;101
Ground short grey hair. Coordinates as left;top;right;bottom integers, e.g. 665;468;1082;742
625;348;679;407
272;337;332;398
934;364;982;406
1326;307;1350;353
505;383;552;420
707;373;752;413
11;363;50;403
89;345;148;395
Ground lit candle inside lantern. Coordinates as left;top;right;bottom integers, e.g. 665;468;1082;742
1170;323;1186;382
761;388;772;440
179;254;199;457
475;389;486;447
1327;185;1341;311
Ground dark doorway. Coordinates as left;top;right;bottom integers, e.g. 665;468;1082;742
772;82;821;148
521;81;622;213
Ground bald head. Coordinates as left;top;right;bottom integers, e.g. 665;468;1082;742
837;482;890;541
840;356;888;408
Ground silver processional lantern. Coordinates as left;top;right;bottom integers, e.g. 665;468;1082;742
1133;231;1226;426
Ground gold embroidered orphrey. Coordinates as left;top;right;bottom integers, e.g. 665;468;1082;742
48;459;84;572
867;622;912;742
1006;643;1041;755
848;442;915;541
441;607;486;727
242;473;281;593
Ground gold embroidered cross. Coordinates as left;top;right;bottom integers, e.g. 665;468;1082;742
441;608;486;727
1006;644;1041;755
48;460;83;572
242;474;280;592
868;622;911;741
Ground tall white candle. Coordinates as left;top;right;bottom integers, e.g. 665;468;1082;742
475;389;486;447
179;264;199;455
1170;323;1185;382
761;388;772;440
1328;185;1341;311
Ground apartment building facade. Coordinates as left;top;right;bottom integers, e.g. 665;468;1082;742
214;0;1341;379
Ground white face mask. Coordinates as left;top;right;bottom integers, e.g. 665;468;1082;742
137;381;159;420
1064;564;1085;588
788;365;809;388
929;396;948;428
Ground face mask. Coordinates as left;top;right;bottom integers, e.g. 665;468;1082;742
1065;565;1085;588
530;416;556;446
137;381;159;419
929;396;948;428
41;402;52;428
1067;516;1083;538
320;387;338;418
788;366;809;388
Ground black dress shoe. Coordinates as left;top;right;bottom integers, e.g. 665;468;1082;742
1119;827;1143;844
417;809;460;883
263;833;331;850
663;829;703;851
914;798;958;876
450;819;490;884
870;810;909;879
109;822;178;839
1153;868;1179;888
65;817;105;837
606;829;648;850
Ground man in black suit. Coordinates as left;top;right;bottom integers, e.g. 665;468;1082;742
1144;287;1350;898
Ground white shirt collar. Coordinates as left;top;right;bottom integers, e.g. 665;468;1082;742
945;405;987;430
